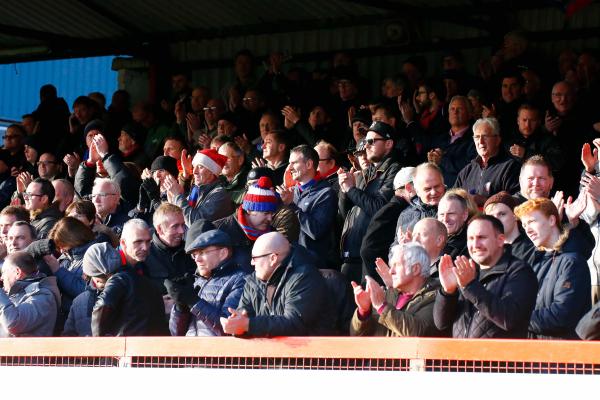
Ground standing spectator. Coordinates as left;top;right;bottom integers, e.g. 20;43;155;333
24;178;61;239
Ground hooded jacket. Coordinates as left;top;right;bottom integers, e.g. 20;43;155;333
0;273;60;337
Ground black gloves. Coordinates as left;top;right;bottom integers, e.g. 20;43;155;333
164;274;198;309
141;177;160;202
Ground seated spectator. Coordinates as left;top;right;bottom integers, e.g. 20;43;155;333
257;131;289;186
145;203;195;296
91;178;129;236
214;176;279;267
483;191;534;263
218;142;249;207
433;215;538;338
395;162;445;234
119;219;152;273
0;251;60;337
278;145;338;267
314;141;340;193
514;155;554;203
6;221;35;255
411;218;448;277
117;123;150;168
133;155;179;220
282;104;332;147
84;242;168;336
515;198;591;339
454;117;521;206
52;179;74;213
37;152;63;181
506;104;563;172
167;230;249;336
350;243;444;337
437;191;469;258
75;131;140;208
0;206;30;265
43;217;98;319
25;178;62;239
221;232;329;336
426;95;477;187
131;101;170;161
165;148;233;225
65;200;119;247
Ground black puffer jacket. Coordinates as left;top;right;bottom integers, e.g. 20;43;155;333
238;245;330;336
91;267;169;336
144;233;196;295
434;250;538;338
31;203;63;239
62;285;98;337
340;154;400;260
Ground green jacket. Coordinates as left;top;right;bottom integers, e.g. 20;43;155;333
350;278;444;337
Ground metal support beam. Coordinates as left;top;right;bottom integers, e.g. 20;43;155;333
77;0;143;35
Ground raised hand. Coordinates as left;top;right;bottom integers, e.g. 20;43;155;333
365;276;386;310
564;192;588;226
581;142;598;173
180;149;192;178
396;226;412;244
551;191;565;221
276;185;294;206
582;172;600;200
351;281;372;314
92;134;109;158
220;307;249;335
234;133;251;155
63;152;81;177
452;255;477;288
439;254;458;294
374;257;393;288
282;106;300;129
509;144;526;159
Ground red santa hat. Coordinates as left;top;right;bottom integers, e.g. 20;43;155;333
192;149;228;176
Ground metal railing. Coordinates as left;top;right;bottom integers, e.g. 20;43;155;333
0;337;598;373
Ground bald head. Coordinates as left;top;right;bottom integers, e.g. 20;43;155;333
252;232;291;282
412;218;447;260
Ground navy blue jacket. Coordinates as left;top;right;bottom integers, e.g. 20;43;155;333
169;258;249;336
454;149;521;197
528;236;591;339
290;178;338;266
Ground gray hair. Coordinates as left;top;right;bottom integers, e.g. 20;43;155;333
390;242;430;278
449;95;473;116
92;177;121;197
472;117;500;137
121;218;150;238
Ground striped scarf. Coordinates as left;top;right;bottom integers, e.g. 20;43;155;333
187;185;200;207
237;206;270;241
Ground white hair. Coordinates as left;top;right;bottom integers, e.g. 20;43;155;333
389;242;430;278
121;218;150;238
472;117;500;137
92;177;121;197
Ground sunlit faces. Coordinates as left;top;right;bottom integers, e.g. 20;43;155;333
517;108;541;137
519;209;556;248
466;219;505;268
437;197;468;235
413;168;445;206
519;164;553;200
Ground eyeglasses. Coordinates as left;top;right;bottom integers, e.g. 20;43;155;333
416;91;428;95
319;158;332;162
192;248;222;258
37;161;57;166
242;97;256;102
23;192;43;200
472;134;499;141
365;138;387;146
203;106;217;111
91;192;117;199
251;252;277;262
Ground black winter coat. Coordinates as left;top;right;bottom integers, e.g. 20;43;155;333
91;267;169;336
340;154;400;260
454;149;521;198
434;250;538;338
144;233;196;295
238;245;330;336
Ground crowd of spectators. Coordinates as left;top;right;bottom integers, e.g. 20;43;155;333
2;30;600;340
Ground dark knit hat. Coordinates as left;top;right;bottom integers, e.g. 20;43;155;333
121;122;146;144
23;135;42;153
242;176;278;213
84;119;105;136
151;156;179;178
483;191;518;211
247;167;274;182
82;242;121;277
351;108;372;125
